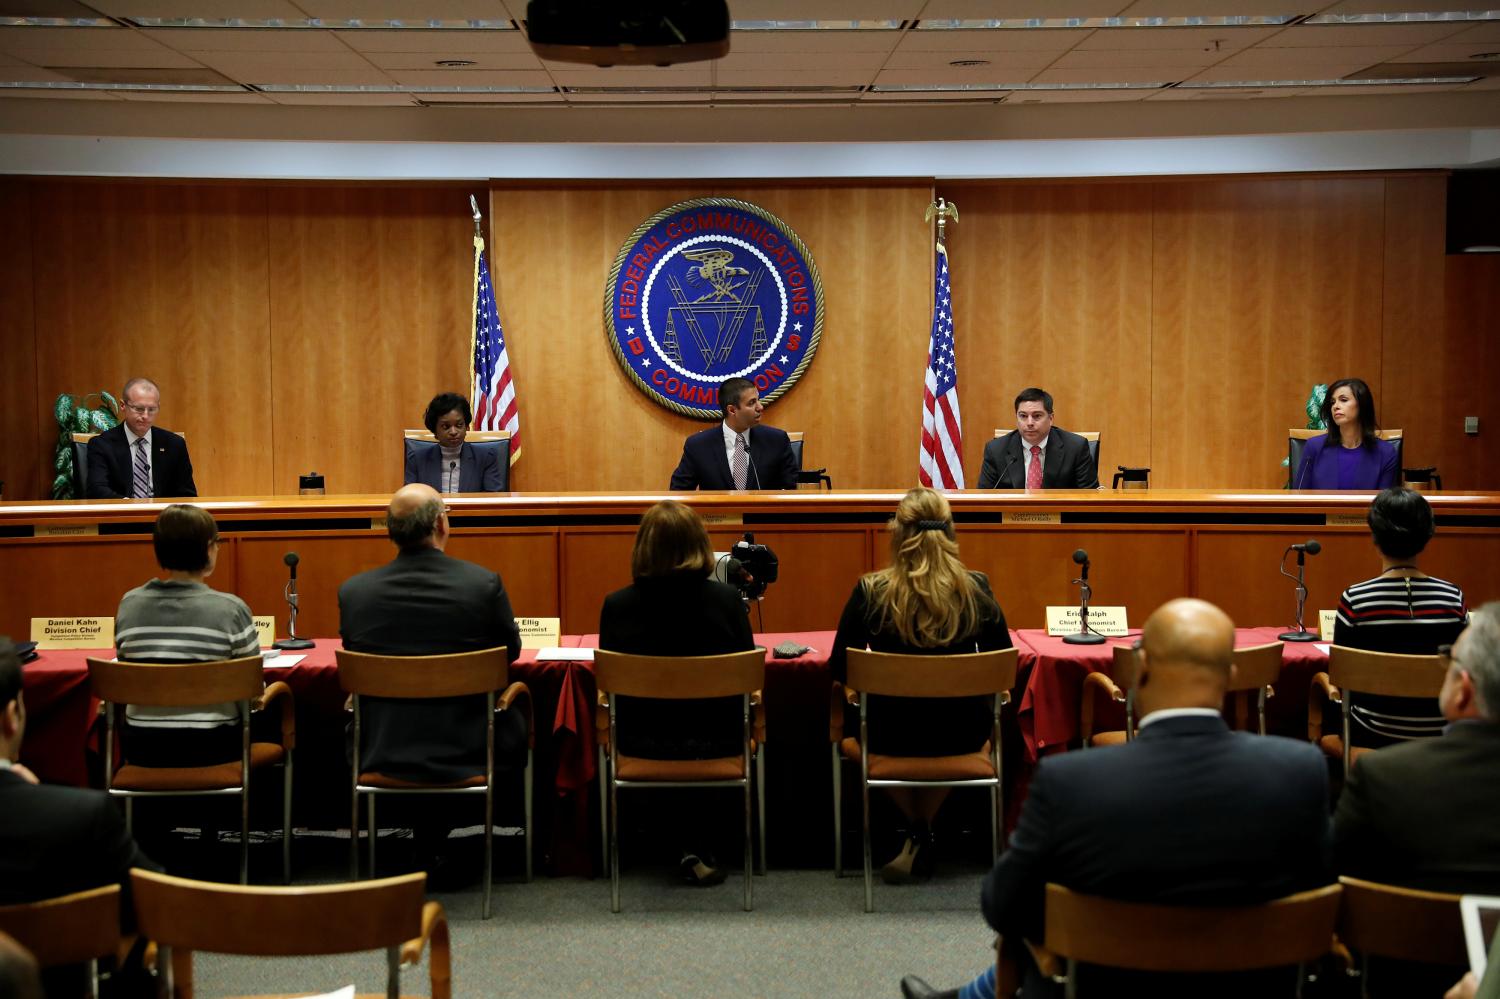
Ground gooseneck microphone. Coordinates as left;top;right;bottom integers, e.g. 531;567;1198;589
1063;548;1106;646
995;454;1017;489
744;435;762;490
1277;539;1322;642
273;551;314;651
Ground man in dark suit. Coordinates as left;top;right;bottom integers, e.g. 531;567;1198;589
902;599;1331;999
86;377;197;499
1334;602;1500;894
669;377;799;491
338;483;525;786
977;387;1099;489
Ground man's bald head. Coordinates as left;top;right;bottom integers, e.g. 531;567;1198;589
1134;598;1237;715
387;483;446;552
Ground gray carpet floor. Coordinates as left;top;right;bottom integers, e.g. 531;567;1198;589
192;864;995;998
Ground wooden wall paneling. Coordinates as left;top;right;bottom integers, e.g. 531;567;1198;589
703;525;871;632
28;183;275;497
1150;178;1386;489
0;181;38;500
949;182;1155;481
559;529;639;632
1438;256;1500;489
267;186;484;496
1419;531;1500;606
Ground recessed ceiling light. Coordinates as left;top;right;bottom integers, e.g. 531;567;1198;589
251;83;553;93
0;80;246;91
949;59;991;67
917;15;1296;30
0;16;117;26
1178;75;1480;87
871;81;1168;92
123;17;517;30
435;59;477;67
1302;11;1500;24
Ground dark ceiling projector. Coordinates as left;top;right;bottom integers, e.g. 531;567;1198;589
525;0;731;67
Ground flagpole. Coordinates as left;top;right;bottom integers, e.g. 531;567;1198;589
469;195;484;417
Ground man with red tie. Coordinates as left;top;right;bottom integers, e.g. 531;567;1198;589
977;387;1099;490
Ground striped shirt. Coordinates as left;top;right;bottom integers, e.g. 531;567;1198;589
1333;574;1467;743
115;579;260;729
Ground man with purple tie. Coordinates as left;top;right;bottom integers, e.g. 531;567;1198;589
85;378;196;499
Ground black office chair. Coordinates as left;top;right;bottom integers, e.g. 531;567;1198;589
403;430;511;492
787;432;831;490
1288;429;1403;488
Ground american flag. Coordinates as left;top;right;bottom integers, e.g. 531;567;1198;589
919;239;964;490
470;235;520;463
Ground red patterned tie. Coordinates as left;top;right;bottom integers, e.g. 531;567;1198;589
1027;444;1043;490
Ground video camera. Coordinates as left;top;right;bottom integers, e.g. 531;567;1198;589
713;532;779;602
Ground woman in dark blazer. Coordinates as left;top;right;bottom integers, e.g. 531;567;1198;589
599;500;756;886
404;393;504;493
829;486;1011;884
1292;378;1400;490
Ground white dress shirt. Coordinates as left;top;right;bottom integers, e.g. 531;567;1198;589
1021;433;1048;483
1137;707;1222;730
721;422;749;482
123;424;153;484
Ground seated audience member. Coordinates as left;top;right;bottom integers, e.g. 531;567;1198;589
0;932;41;999
1291;377;1400;490
86;376;197;499
829;486;1011;884
598;499;756;886
1333;487;1467;748
977;387;1099;490
404;392;504;493
669;377;798;491
115;504;260;767
1335;602;1500;895
901;599;1331;999
0;637;161;996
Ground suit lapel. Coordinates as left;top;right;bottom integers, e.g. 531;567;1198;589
1042;428;1064;487
457;443;477;493
1003;433;1026;488
714;426;735;489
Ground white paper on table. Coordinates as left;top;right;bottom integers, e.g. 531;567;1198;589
1314;644;1331;655
534;647;595;662
261;653;307;668
298;987;354;999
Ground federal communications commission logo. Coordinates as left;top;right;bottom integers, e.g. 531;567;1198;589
605;198;824;419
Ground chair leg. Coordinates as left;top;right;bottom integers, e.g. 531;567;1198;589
367;794;377;877
990;784;1002;863
831;744;842;878
743;774;753;912
597;747;609;877
608;773;621;913
861;773;874;913
124;797;133;837
756;747;767;876
524;749;534;884
349;789;360;880
482;782;494;921
239;784;250;886
282;750;294;885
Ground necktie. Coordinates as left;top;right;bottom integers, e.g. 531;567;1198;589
132;437;151;499
1026;444;1043;490
732;434;749;490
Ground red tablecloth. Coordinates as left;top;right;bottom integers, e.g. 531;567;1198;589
1015;627;1329;761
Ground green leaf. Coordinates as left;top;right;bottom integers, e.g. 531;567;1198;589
1305;384;1328;430
73;407;91;433
53;394;74;428
56;448;72;471
90;409;115;433
51;473;72;499
99;390;118;417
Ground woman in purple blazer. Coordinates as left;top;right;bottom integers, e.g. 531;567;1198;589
1292;378;1400;490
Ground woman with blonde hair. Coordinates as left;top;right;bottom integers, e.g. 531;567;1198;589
830;486;1011;883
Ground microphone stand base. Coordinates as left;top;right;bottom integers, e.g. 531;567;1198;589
273;638;315;651
1277;630;1319;643
1062;633;1107;646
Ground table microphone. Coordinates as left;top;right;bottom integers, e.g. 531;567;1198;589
273;551;314;651
1277;539;1322;642
1063;548;1106;646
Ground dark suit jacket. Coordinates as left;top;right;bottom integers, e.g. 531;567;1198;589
977;427;1098;490
404;440;504;493
85;423;197;499
983;715;1331;995
338;546;522;783
1334;720;1500;894
669;424;799;491
599;575;756;759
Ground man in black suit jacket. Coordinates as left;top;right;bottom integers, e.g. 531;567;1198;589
670;377;799;491
86;377;197;499
902;599;1331;999
1335;602;1500;895
338;484;524;785
977;387;1099;489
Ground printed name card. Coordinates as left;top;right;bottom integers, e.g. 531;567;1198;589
1005;512;1061;525
700;513;744;526
517;617;561;649
1326;514;1366;527
1319;610;1336;643
32;617;114;649
253;615;276;648
1045;606;1129;638
34;523;99;538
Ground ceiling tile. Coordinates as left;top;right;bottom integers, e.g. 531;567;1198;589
563;90;715;102
419;89;558;101
1075;25;1281;50
894;27;1092;51
715;50;888;69
1441;23;1500;45
1051;47;1229;68
1216;44;1412;66
1390;42;1500;63
383;67;550;85
728;30;900;54
916;1;1129;15
266;89;418;103
1004;87;1149;101
1319;0;1487;11
1144;85;1304;98
335;28;532;53
0;25;165;50
1266;23;1471;47
189;49;376;72
862;89;1008;102
714;67;871;85
1118;0;1302;14
1183;62;1373;81
138;28;354;52
0;65;71;81
727;0;921;17
85;0;307;14
882;49;1058;69
239;66;395;84
12;47;205;67
361;49;542;69
546;66;713;86
1029;64;1180;82
1295;82;1470;95
292;0;512;17
0;85;119;97
113;90;272;102
874;64;1055;84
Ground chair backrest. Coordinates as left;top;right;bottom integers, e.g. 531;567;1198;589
1110;644;1139;690
335;647;509;699
1288;429;1403;488
403;430;511;491
845;648;1019;699
1337;876;1467;967
787;431;804;469
993;429;1100;475
1327;645;1446;699
593;649;765;700
131;868;423;956
0;885;120;969
86;656;264;707
1230;642;1283;692
1043;882;1341;973
71;432;93;496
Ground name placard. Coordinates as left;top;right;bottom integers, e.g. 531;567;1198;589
370;516;388;531
32;616;114;649
34;523;99;538
1006;512;1061;525
1319;610;1336;643
1045;606;1129;638
517;617;561;650
253;615;276;648
700;513;744;527
1326;514;1365;527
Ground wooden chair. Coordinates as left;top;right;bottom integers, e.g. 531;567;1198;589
402;429;511;491
593;649;766;913
335;646;532;922
1229;641;1283;735
786;431;831;490
831;647;1019;912
1036;882;1342;998
86;656;294;885
1288;428;1402;488
994;429;1101;481
1308;645;1446;778
0;885;120;999
1337;876;1466;997
1079;646;1136;749
130;868;448;999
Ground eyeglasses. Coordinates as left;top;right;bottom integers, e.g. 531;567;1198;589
123;404;159;416
1438;644;1464;670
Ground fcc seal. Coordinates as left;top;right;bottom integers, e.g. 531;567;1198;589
605;198;824;419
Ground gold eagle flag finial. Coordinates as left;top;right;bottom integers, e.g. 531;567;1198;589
925;198;958;243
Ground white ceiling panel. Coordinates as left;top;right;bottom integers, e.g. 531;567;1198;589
0;52;30;66
335;29;533;53
0;26;160;51
1075;25;1281;50
1051;47;1231;68
291;0;512;17
189;49;375;72
728;31;901;54
85;0;307;15
0;66;71;81
915;1;1128;16
1390;42;1500;63
873;65;1053;83
362;50;543;69
1266;23;1470;47
1215;44;1412;65
893;28;1092;52
1297;82;1469;95
1182;63;1374;81
114;90;272;102
267;90;418;104
240;66;394;83
14;47;205;67
139;28;355;52
383;68;550;86
546;67;714;86
1144;85;1304;98
1441;22;1500;45
882;49;1059;69
715;50;888;69
1029;64;1181;82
